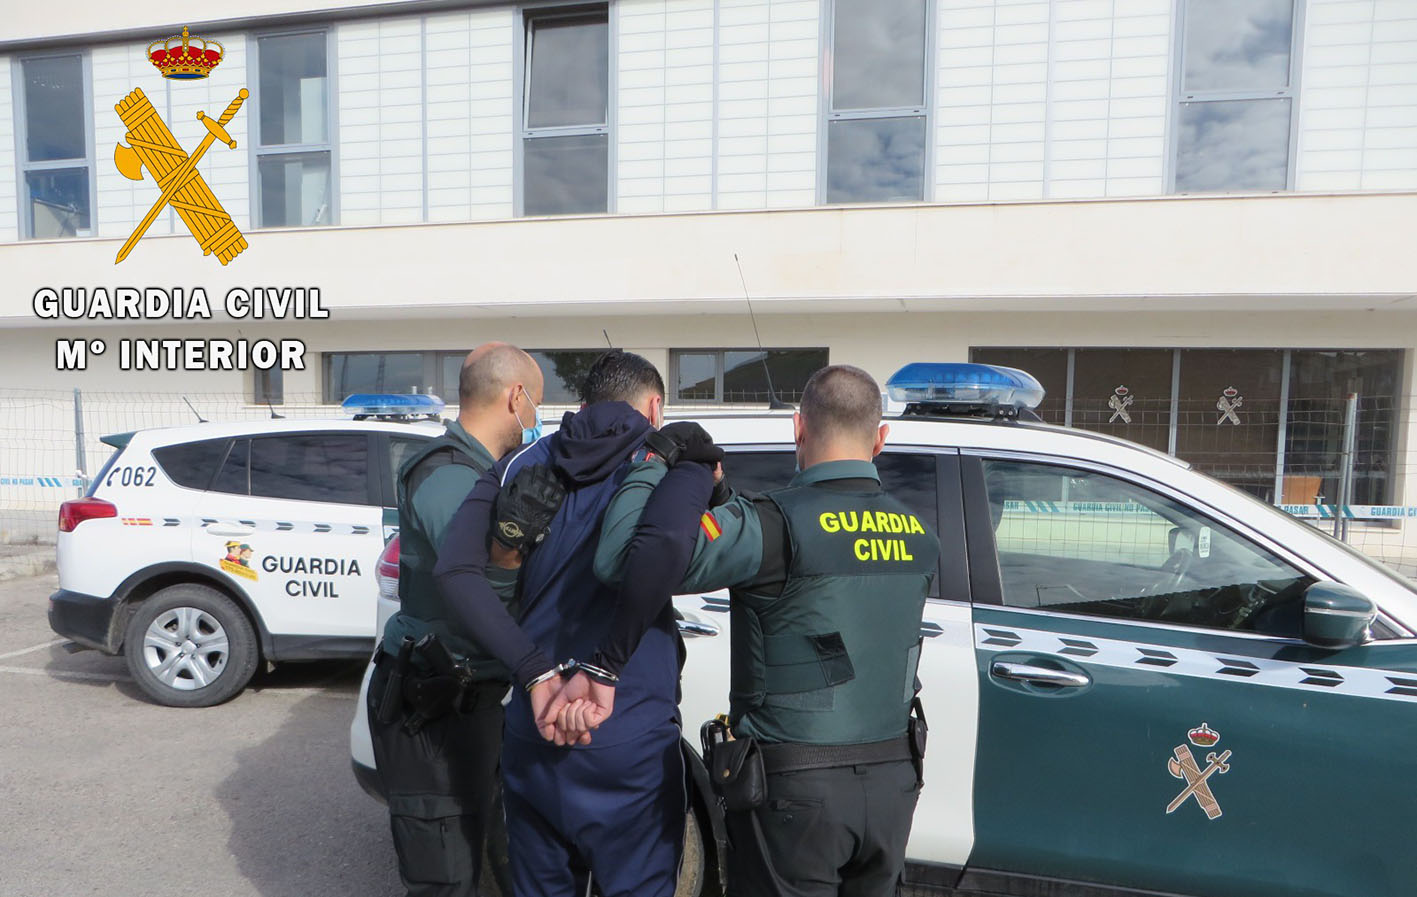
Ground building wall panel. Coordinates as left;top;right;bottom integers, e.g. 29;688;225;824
935;0;1170;203
716;0;820;209
0;56;17;243
1298;0;1417;190
337;18;425;226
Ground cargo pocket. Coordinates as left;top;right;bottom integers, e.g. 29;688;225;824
388;794;474;888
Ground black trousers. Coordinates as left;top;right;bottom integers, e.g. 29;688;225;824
725;759;920;897
367;654;507;897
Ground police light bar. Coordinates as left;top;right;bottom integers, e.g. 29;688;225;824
342;393;446;421
886;363;1044;418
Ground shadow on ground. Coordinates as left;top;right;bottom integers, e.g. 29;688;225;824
216;691;402;897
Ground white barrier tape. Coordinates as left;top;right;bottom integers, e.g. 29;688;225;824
1002;500;1417;521
0;476;84;488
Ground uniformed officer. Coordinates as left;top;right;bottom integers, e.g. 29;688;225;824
367;342;544;897
594;364;940;897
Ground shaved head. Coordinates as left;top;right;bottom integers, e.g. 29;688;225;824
799;365;882;448
459;342;542;408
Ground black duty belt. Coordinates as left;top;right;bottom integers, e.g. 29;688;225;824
759;735;913;774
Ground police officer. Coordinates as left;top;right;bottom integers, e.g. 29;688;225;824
367;342;544;897
594;364;940;897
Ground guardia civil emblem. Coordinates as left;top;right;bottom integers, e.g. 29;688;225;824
1216;387;1243;426
1166;723;1230;820
1107;385;1133;424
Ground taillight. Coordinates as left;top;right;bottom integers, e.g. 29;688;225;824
377;535;400;602
58;498;118;533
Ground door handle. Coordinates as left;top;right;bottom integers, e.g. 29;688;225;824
207;525;255;537
991;661;1090;688
676;619;720;638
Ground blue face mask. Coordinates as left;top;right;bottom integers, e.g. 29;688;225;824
516;390;543;445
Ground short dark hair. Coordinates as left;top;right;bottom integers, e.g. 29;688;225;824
580;349;666;405
799;365;882;444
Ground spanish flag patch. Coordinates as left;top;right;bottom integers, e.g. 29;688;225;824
700;512;722;541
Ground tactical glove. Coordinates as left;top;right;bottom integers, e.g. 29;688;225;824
493;464;566;553
643;421;724;467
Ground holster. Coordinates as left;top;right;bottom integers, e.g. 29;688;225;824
907;697;928;787
702;718;766;812
374;636;415;725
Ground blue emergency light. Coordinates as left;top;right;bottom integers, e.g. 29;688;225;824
886;363;1045;417
342;393;446;421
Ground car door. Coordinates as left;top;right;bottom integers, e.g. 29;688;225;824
677;448;978;875
960;453;1417;897
195;431;385;648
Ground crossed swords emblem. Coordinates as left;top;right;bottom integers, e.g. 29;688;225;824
1167;744;1232;819
1107;389;1133;424
112;87;250;265
1216;388;1243;426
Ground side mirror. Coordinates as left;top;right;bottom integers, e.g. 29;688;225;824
1303;582;1376;650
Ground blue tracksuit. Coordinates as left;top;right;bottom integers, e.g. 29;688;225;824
433;402;688;897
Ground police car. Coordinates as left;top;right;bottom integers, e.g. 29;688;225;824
48;394;444;707
350;365;1417;897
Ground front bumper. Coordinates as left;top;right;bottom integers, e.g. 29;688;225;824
48;589;122;653
352;759;386;804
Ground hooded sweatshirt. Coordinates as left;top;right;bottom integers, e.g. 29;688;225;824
435;401;681;748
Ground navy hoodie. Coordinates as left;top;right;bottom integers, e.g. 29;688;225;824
434;401;681;748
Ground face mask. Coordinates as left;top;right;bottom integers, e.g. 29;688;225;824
515;389;543;445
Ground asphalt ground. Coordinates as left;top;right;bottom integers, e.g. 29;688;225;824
0;572;403;897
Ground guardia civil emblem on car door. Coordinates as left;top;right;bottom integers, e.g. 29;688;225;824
1166;723;1231;820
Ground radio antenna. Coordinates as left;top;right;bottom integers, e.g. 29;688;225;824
602;328;614;348
734;253;792;411
182;396;208;423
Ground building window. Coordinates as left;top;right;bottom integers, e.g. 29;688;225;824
326;349;608;405
520;6;610;216
671;349;829;404
325;352;426;403
971;347;1404;506
15;54;93;239
1172;0;1299;193
253;31;334;227
254;367;284;406
437;349;606;405
823;0;929;204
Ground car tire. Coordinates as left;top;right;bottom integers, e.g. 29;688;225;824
122;583;259;708
675;806;707;897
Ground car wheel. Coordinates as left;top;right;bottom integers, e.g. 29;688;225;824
123;583;258;707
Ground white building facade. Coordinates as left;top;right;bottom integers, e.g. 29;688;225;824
1;0;1415;560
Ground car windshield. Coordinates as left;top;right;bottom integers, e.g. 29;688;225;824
1207;474;1417;598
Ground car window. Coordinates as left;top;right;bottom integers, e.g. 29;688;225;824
152;438;229;490
724;449;941;597
211;439;249;496
981;458;1315;637
248;434;372;505
389;435;427;482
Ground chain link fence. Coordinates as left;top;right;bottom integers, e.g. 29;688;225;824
2;388;1413;579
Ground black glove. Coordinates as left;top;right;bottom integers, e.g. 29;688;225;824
493;464;566;552
643;421;724;467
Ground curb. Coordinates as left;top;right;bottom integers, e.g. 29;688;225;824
0;549;56;582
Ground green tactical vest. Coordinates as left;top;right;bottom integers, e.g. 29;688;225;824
730;480;940;746
384;433;507;678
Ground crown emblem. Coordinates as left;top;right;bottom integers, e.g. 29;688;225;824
149;26;224;79
1187;722;1220;747
1114;385;1129;396
1222;386;1238;398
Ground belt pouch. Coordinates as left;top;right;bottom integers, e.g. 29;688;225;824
710;736;767;812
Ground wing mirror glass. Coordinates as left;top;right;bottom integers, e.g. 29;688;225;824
1303;582;1376;650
